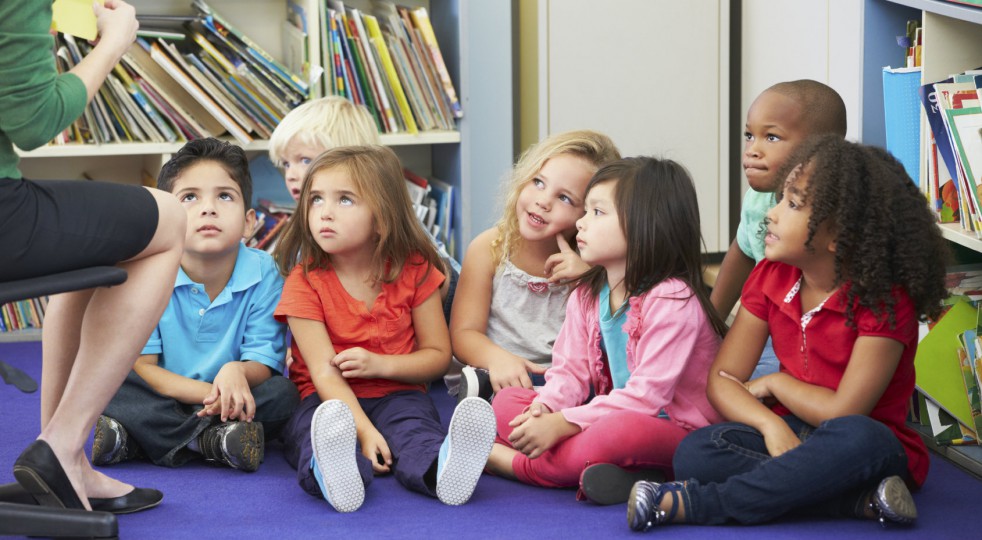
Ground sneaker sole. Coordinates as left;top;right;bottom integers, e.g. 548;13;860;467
311;401;364;513
436;397;496;506
580;463;666;505
224;422;264;472
876;476;917;524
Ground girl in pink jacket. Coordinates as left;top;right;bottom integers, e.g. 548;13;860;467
485;157;727;504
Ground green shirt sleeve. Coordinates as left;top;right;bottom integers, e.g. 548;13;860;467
735;188;777;264
0;1;87;178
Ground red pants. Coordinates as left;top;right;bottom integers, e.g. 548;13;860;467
493;387;690;488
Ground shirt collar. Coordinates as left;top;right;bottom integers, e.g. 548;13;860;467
175;243;263;295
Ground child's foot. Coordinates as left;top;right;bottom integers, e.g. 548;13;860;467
458;366;494;404
627;480;685;531
435;397;496;505
311;400;364;513
579;463;666;505
198;421;264;472
867;475;917;525
91;416;141;466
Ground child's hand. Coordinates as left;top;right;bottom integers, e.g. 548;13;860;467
358;427;392;474
488;354;547;391
760;419;801;457
719;370;775;400
544;234;591;283
507;402;552;428
507;411;580;459
333;347;384;379
200;363;256;422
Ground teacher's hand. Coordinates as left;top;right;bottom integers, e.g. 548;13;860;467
92;0;138;60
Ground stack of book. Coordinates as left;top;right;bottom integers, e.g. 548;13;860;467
0;298;46;335
919;69;982;233
47;0;461;148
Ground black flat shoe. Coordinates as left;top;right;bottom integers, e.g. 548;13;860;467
12;440;85;510
89;487;163;514
579;463;666;505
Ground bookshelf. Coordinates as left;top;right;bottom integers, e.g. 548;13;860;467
864;0;982;477
3;0;514;342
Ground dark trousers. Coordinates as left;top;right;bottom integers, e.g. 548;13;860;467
104;370;300;467
672;415;910;525
284;391;446;499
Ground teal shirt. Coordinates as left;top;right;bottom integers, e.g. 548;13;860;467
0;1;88;179
141;245;287;382
599;283;631;389
735;189;778;263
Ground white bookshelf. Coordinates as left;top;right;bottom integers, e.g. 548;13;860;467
2;0;514;343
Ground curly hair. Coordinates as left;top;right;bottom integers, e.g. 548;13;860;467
772;135;949;326
490;130;620;267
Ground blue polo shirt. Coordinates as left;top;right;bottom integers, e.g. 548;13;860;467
142;244;287;381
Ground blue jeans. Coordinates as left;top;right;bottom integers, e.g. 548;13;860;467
750;337;779;380
672;415;909;525
284;391;447;499
104;370;299;467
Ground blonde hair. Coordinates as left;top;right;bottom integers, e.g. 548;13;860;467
491;130;620;267
274;145;442;285
268;96;381;165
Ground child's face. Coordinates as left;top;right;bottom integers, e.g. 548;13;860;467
306;167;376;258
744;90;809;193
516;154;594;243
576;181;627;274
172;161;255;259
281;137;327;201
764;166;835;266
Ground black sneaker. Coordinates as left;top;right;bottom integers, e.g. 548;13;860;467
458;366;493;404
198;421;264;472
92;416;141;466
579;463;666;505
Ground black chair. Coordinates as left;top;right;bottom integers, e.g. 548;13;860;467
0;266;127;539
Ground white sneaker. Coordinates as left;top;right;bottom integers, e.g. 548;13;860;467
435;397;496;505
311;400;365;512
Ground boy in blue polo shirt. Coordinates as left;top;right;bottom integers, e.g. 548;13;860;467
92;138;299;473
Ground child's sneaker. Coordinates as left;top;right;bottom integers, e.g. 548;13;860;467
435;397;496;505
578;463;666;505
198;421;264;472
869;475;917;525
311;400;364;513
458;366;493;404
91;415;140;466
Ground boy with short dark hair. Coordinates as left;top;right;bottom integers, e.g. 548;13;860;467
710;79;847;378
93;138;299;474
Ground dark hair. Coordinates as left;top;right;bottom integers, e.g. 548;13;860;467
273;145;443;285
573;157;728;337
157;138;253;210
772;135;949;325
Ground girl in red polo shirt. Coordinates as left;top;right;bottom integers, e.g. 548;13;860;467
624;135;948;530
272;146;496;512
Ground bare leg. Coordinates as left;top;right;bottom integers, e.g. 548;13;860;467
34;188;185;508
486;443;519;480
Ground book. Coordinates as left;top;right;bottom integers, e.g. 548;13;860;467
409;7;462;119
915;299;979;430
946;107;982;233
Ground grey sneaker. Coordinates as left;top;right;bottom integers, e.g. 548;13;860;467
198;421;264;472
311;400;365;512
869;475;917;525
92;416;140;466
435;397;496;505
627;480;683;531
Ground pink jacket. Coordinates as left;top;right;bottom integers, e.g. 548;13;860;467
536;278;723;431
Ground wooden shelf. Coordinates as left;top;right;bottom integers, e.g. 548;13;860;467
938;222;982;252
0;328;42;343
911;422;982;480
887;0;982;24
15;131;461;159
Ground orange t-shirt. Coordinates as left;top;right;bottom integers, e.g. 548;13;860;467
274;256;444;400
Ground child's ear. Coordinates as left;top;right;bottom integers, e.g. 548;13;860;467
242;208;257;242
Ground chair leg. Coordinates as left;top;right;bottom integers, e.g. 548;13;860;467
0;483;118;539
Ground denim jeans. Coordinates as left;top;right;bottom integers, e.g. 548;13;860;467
104;370;300;467
750;336;780;380
284;390;447;499
672;414;909;525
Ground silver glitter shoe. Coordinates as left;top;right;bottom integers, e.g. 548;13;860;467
869;475;917;526
626;480;683;532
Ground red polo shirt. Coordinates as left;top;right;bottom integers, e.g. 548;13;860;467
741;260;928;488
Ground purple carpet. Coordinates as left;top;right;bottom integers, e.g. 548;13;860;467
1;340;977;539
